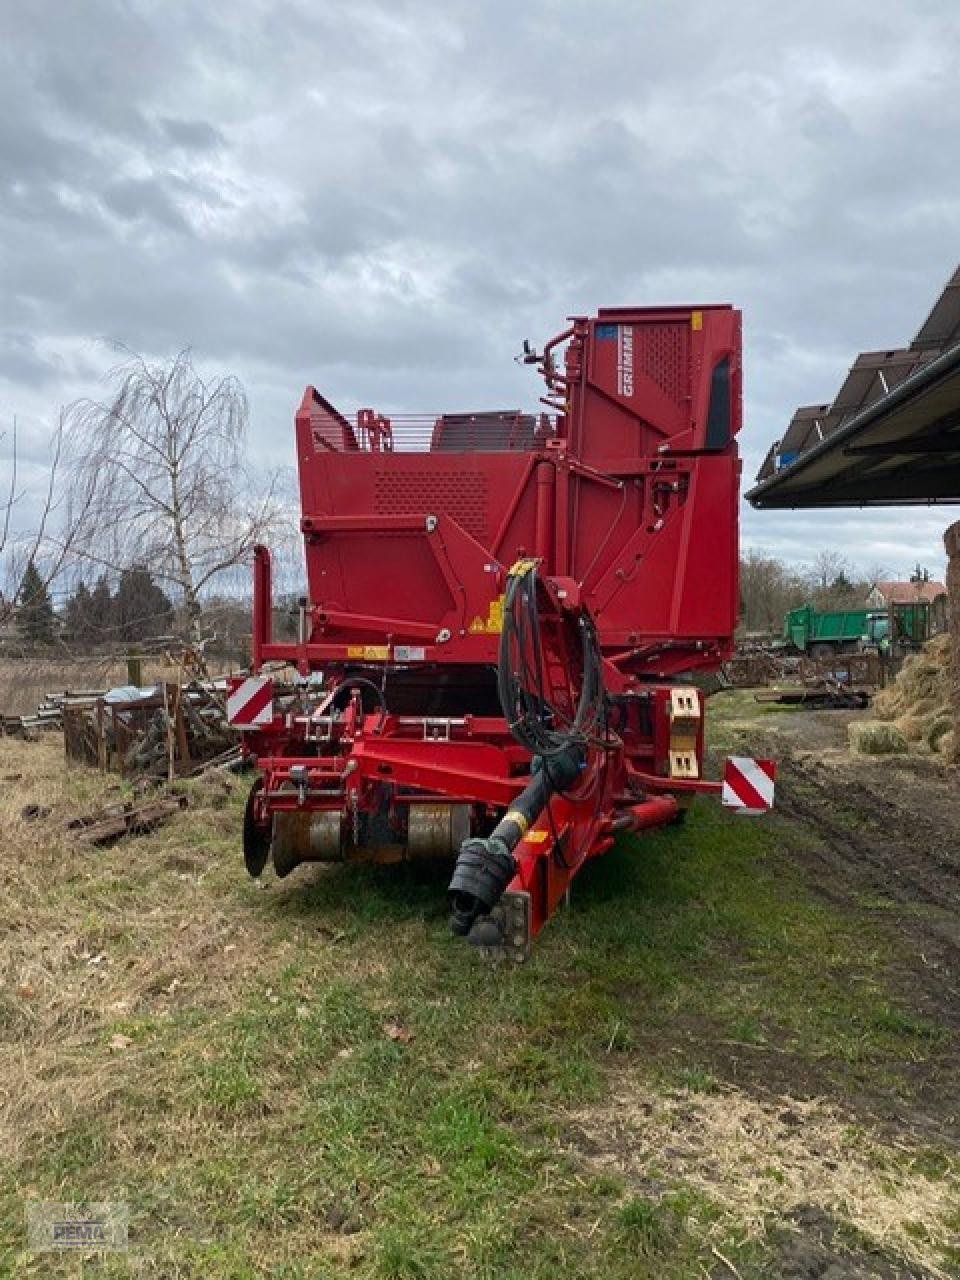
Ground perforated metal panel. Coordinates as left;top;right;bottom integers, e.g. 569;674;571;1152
374;470;489;542
636;324;689;405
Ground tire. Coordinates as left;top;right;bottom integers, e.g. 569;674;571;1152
242;777;271;877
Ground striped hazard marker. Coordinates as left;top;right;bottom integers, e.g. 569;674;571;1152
722;756;776;815
227;676;274;727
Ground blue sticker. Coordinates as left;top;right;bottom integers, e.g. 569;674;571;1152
595;324;618;340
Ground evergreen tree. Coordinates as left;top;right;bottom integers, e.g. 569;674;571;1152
113;566;174;641
88;574;114;645
64;581;95;645
17;562;56;645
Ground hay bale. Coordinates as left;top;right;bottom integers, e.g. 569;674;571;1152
927;714;954;753
945;521;960;765
848;721;908;755
874;657;942;719
927;632;951;663
893;714;927;743
872;631;953;760
909;694;942;718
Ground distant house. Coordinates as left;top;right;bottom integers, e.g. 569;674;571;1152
867;580;946;607
866;580;948;640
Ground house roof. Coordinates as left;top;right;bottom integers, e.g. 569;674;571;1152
749;266;960;507
873;580;946;605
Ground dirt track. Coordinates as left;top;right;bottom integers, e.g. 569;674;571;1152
738;707;960;1145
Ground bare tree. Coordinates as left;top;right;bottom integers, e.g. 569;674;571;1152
1;413;96;632
863;563;888;594
739;551;808;635
69;347;278;637
810;549;851;592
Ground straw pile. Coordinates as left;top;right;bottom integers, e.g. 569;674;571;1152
848;720;907;755
871;633;954;758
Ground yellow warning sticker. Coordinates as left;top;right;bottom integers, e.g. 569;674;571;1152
691;310;703;331
347;645;390;660
509;557;539;577
523;830;550;844
468;594;505;634
504;809;530;836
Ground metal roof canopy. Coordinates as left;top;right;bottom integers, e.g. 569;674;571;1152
748;336;960;509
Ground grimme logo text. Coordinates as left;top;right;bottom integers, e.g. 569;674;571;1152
617;324;634;397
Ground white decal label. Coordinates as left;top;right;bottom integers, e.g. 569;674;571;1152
393;646;426;662
617;325;634;397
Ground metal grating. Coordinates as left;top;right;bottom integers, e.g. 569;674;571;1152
373;470;489;542
432;412;539;452
307;408;559;454
636;323;689;405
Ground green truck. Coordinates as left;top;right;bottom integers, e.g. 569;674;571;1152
784;605;889;658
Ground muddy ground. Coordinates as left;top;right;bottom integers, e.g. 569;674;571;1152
763;706;960;1130
709;701;959;1277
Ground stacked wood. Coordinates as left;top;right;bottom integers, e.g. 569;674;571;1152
2;676;238;739
62;681;239;779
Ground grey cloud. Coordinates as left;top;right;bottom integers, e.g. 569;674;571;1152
1;0;959;576
100;175;195;234
158;117;225;151
0;333;61;386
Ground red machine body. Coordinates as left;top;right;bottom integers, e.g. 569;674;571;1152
241;304;746;957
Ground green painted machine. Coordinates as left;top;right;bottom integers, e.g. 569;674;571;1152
784;605;889;658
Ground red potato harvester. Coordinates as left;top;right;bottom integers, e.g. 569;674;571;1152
233;304;775;958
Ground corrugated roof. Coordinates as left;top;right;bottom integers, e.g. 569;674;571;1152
780;405;829;453
748;266;960;508
911;266;960;352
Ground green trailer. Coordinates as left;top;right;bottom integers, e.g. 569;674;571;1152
889;601;932;645
784;604;889;658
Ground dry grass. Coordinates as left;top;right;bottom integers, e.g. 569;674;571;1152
0;744;263;1169
571;1077;959;1278
1;735;958;1276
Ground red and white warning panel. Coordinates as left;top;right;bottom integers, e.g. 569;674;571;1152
227;676;274;728
722;756;776;815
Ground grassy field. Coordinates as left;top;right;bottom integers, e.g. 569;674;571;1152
0;700;958;1277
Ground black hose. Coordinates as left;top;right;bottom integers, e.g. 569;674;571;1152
327;675;388;714
447;565;610;938
496;565;605;758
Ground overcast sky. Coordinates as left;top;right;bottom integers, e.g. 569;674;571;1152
2;0;959;583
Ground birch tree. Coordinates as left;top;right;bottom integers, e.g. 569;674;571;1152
69;347;278;637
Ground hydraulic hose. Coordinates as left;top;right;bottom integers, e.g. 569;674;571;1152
448;560;606;937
